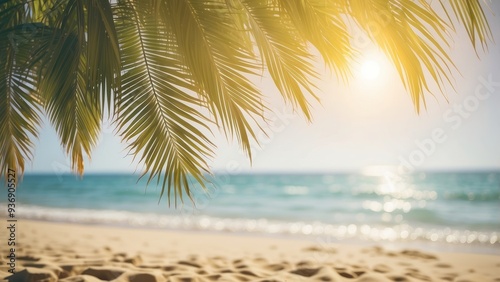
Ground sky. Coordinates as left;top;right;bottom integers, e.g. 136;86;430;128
26;3;500;175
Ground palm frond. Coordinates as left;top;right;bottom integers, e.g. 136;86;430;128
276;0;354;80
0;0;29;29
37;1;102;175
33;0;121;175
0;24;42;179
231;0;319;120
157;0;265;156
115;0;214;204
349;0;457;112
441;0;493;51
86;0;121;110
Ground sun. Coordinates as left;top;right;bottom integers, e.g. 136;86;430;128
360;59;381;80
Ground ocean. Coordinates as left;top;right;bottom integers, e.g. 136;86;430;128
1;171;499;254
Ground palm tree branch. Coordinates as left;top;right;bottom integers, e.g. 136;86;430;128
276;0;354;80
445;0;493;51
37;2;102;175
86;0;121;111
158;0;266;157
115;0;214;205
349;0;458;111
238;0;319;120
0;24;42;179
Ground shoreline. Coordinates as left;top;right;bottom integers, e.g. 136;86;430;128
4;216;500;256
1;219;499;281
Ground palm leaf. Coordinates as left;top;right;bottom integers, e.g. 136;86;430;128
37;0;102;175
349;0;456;112
157;0;266;157
276;0;354;80
238;0;319;120
0;24;42;179
115;0;214;205
86;0;121;110
34;0;121;175
441;0;493;51
0;1;25;29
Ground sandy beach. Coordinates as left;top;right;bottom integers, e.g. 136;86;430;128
0;219;498;281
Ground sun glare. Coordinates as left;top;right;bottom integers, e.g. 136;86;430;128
360;60;381;80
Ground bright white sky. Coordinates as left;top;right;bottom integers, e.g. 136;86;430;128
27;3;500;175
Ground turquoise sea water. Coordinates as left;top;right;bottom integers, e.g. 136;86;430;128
1;171;499;253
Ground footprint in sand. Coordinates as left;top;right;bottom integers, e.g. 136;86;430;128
232;259;243;264
235;264;248;269
400;250;437;260
303;246;322;252
168;275;197;282
252;257;267;264
290;267;320;277
162;265;177;272
196;269;208;275
124;254;143;266
17;255;41;262
296;260;315;268
177;260;202;268
337;270;356;278
434;263;452;268
205;274;221;281
373;264;392;273
406;271;431;281
304;246;337;255
264;263;286;271
219;268;234;274
121;272;165;282
353;269;366;276
81;266;127;280
388;275;411;282
439;273;458;281
239;269;259;277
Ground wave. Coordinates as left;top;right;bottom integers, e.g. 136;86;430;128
441;191;500;201
3;205;499;248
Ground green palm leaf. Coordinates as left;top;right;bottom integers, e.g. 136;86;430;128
86;0;121;109
276;0;354;80
157;0;265;157
237;0;319;120
36;0;121;175
115;0;214;204
0;24;42;178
